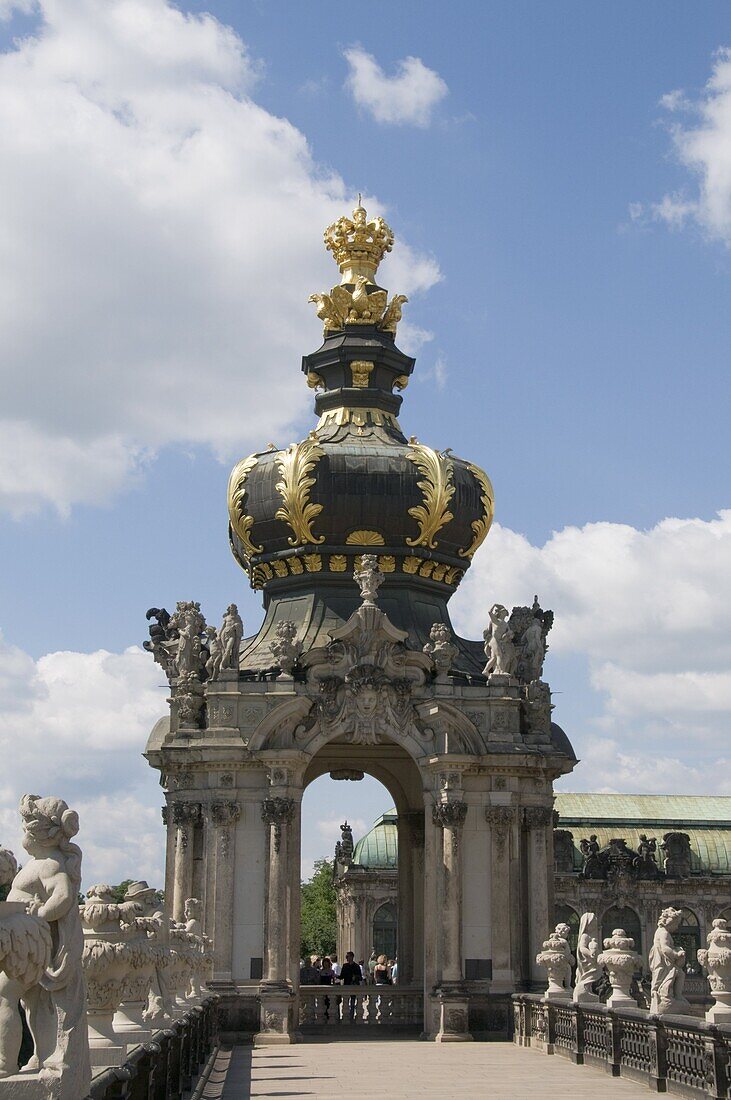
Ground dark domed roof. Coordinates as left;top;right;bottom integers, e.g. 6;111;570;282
227;202;494;669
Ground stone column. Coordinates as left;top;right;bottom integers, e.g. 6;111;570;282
397;813;418;985
524;805;554;990
172;802;201;923
162;804;176;909
486;803;517;992
256;795;295;1045
433;800;473;1042
209;800;241;984
423;796;440;1037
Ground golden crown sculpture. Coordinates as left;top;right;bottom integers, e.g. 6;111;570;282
324;198;394;283
310;199;407;338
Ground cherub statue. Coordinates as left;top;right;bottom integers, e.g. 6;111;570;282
574;912;600;1004
123;880;173;1022
220;604;243;670
206;626;223;680
482;603;517;677
0;796;91;1095
649;907;692;1015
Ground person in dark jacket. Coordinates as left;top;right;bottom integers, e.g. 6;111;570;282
340;950;361;1020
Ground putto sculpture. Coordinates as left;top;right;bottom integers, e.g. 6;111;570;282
649;907;692;1016
0;795;91;1096
482;603;518;677
573;911;600;1004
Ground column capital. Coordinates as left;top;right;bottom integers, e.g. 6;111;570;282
523;805;553;829
432;801;468;829
209;800;241;827
171;800;203;826
262;796;295;853
486;804;516;859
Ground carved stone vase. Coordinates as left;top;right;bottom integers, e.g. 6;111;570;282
536;929;574;1002
698;918;731;1023
597;929;642;1009
113;939;158;1041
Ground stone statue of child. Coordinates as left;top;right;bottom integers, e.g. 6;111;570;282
482;603;518;677
649;906;692;1015
0;795;91;1097
124;880;173;1022
574;911;600;1004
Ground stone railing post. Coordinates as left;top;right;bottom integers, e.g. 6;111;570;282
432;799;473;1042
256;795;295;1045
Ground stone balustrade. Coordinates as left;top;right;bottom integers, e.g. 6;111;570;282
513;993;731;1097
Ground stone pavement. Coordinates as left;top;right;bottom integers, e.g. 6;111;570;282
199;1040;652;1098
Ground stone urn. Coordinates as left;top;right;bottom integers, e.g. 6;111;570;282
698;918;731;1023
597;928;642;1009
114;937;155;1041
81;886;137;1066
536;924;574;1001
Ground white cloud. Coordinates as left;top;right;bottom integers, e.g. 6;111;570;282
655;48;731;244
343;46;448;127
0;628;166;888
0;2;440;516
451;511;731;791
316;816;367;841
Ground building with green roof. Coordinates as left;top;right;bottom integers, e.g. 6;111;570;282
336;795;731;974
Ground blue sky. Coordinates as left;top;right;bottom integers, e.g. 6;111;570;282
0;0;729;884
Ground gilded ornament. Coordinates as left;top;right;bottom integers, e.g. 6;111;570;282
405;444;456;549
350;361;375;388
459;462;495;560
304;554;323;572
346;530;385;546
402;556;421;574
419;560;435;577
271;559;288;578
393;375;409;391
252;563;273;588
306;371;325;390
329;555;348;572
288;556;304;574
380;294;408;334
227;454;263;558
431;562;447;581
274;436;325;547
444;566;463;586
316;406;401;431
378;555;396;572
324;200;394;282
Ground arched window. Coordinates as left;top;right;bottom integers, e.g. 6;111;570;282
672;905;701;968
718;906;731;925
555;905;580;953
601;906;642;956
372;902;398;960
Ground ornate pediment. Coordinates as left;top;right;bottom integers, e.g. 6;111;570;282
296;597;433;748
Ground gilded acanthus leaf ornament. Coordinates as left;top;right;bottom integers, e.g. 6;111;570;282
405;444;456;549
459;462;495;559
275;435;326;546
227;454;263;558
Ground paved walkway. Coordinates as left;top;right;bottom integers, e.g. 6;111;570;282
199;1041;652;1099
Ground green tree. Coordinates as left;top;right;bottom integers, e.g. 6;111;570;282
300;859;336;959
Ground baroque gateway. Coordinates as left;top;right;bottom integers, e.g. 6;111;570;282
143;201;577;1043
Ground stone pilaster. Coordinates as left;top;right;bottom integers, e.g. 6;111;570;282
432;800;473;1042
209;800;241;983
256;795;296;1045
171;801;202;923
524;805;554;989
486;803;517;991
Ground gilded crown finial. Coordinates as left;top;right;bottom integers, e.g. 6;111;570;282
324;199;394;284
